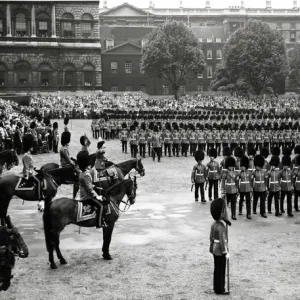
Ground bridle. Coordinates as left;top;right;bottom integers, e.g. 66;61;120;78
129;158;145;178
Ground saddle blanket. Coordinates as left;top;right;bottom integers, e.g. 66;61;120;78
15;177;47;191
92;166;118;183
76;201;111;223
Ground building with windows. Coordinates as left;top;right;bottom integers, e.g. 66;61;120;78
0;0;101;93
100;1;299;94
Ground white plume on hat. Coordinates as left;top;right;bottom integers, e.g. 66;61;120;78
98;137;103;142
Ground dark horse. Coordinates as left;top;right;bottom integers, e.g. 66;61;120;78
0;215;29;291
43;177;137;269
0;150;19;175
0;167;78;224
41;157;145;198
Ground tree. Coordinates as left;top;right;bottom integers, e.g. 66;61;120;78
288;43;300;91
141;21;206;99
218;20;289;95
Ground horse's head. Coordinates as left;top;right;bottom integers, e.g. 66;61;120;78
6;226;29;258
126;176;138;205
135;158;145;177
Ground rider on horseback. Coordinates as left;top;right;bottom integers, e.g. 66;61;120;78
80;135;91;153
60;131;74;168
77;150;105;228
22;134;44;200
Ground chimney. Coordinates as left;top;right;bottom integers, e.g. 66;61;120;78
241;0;245;8
266;0;272;9
180;0;183;8
293;0;298;9
205;0;210;9
103;0;107;9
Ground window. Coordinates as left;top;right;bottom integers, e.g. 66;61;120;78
290;32;296;42
106;39;114;49
198;85;203;92
140;85;147;93
179;85;186;95
125;61;132;73
126;85;132;92
19;71;28;85
63;64;76;86
141;39;149;47
207;38;213;43
81;13;93;38
82;64;95;86
207;49;212;59
197;72;203;78
111;85;118;92
207;65;213;78
39;63;52;86
198;38;203;43
36;12;50;38
15;61;31;86
216;38;222;43
16;13;27;37
216;50;222;59
111;62;118;73
162;85;169;95
62;13;74;38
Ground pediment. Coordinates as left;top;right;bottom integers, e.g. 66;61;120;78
100;3;152;17
102;42;142;54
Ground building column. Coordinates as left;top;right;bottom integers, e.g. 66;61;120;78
51;4;56;37
31;4;36;37
6;4;12;37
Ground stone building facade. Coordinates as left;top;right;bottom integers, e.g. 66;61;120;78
0;0;101;93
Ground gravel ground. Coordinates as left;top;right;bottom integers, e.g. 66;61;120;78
2;119;300;300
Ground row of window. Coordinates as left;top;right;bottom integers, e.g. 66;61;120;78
106;39;148;49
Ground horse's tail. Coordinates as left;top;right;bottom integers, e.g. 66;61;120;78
43;201;54;253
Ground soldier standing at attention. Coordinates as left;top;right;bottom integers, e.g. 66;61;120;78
181;128;189;157
129;125;138;158
198;126;206;152
206;148;220;201
152;125;162;162
138;126;147;158
120;122;128;154
215;127;222;157
292;155;300;213
163;125;173;157
209;198;231;295
189;125;197;157
191;150;207;203
172;125;181;157
147;128;153;157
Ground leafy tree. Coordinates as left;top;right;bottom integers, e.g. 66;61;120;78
288;43;300;91
215;20;289;95
141;21;206;99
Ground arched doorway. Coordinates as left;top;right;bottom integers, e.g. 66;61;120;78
38;62;52;86
63;63;76;87
82;63;95;86
14;61;31;87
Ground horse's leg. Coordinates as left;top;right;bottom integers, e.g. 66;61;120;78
73;183;79;199
43;210;57;269
102;223;115;260
53;232;67;265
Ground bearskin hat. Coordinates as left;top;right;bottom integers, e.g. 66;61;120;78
53;122;58;130
130;125;136;132
134;120;139;128
234;147;244;158
223;146;231;157
240;156;249;169
282;155;291;167
153;125;159;133
22;134;34;152
210;198;231;226
270;156;280;167
64;117;69;126
271;146;280;157
141;122;146;131
61;131;71;146
195;150;205;162
208;148;217;158
261;147;269;159
247;147;256;157
30;121;36;129
282;147;291;156
225;156;236;169
121;122;127;129
254;155;265;168
294;145;300;155
97;141;105;149
77;151;90;172
296;154;300;166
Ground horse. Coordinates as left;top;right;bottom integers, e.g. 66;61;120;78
0;150;19;175
43;176;137;270
0;166;78;224
0;215;29;291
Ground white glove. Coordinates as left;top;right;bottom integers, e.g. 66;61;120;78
96;195;103;201
225;253;230;260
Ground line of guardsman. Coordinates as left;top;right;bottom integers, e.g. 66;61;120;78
114;119;300;160
191;146;300;221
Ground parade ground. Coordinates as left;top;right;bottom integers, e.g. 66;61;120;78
2;120;300;300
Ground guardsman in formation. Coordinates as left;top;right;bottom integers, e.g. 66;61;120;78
247;147;256;173
172;125;181;157
138;125;147;158
255;128;263;153
251;154;268;218
206;148;220;201
120;122;128;154
239;127;247;152
209;198;231;295
293;155;300;212
152;125;162;162
191;150;207;203
181;127;189;157
129;125;138;158
215;127;222;156
206;129;214;152
147;128;153;157
220;146;231;179
247;129;255;152
189;125;198;157
237;155;252;219
60;131;73;168
280;155;294;217
163;125;173;157
198;127;206;152
278;130;285;150
230;129;238;154
222;125;229;150
291;145;300;169
261;147;270;172
234;147;244;171
221;156;239;220
263;128;271;151
267;155;281;216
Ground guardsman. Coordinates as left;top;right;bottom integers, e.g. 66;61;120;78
285;128;292;150
261;147;270;172
198;126;206;152
222;125;229;150
239;129;247;152
292;145;300;170
263;128;271;151
191;150;207;203
292;155;300;213
60;131;73;167
116;120;122;137
163;126;173;157
292;128;297;151
247;129;255;153
267;155;281;216
278;130;285;150
138;127;147;158
147;128;153;157
209;198;231;295
271;129;279;149
129;125;138;158
255;128;263;153
296;130;300;147
221;156;238;220
280;155;294;217
251;154;268;218
172;125;181;157
152;125;162;162
247;147;256;173
236;156;252;219
215;127;222;156
180;128;189;157
234;146;244;171
120;122;128;154
206;129;214;152
230;130;238;154
206;148;220;201
220;146;231;179
189;126;198;157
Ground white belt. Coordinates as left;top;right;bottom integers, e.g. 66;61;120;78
226;183;235;185
270;181;278;184
296;180;300;183
281;180;291;183
214;240;220;243
255;181;264;183
209;170;217;173
240;181;249;184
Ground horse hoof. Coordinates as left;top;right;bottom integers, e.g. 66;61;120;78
50;263;57;269
102;253;112;260
60;258;67;265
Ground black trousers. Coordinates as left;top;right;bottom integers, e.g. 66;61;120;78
181;143;189;156
122;141;127;153
267;191;280;214
208;180;218;200
139;143;146;157
247;142;254;152
130;144;138;158
213;255;227;295
256;143;263;153
152;147;161;161
280;191;292;214
164;144;171;156
239;192;251;216
230;143;237;154
147;143;151;156
294;190;300;211
53;140;58;153
263;142;269;150
226;193;237;218
195;183;205;201
198;143;206;152
253;191;266;215
207;143;214;152
173;144;180;156
240;143;246;152
190;143;197;156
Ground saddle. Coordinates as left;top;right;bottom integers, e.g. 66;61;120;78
93;166;118;186
15;176;46;192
